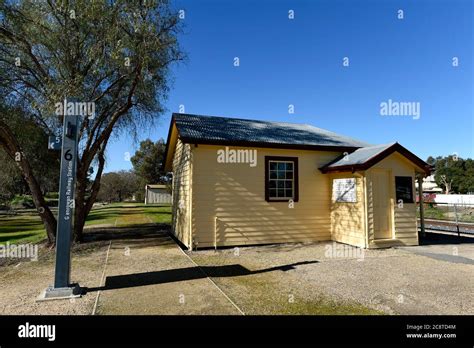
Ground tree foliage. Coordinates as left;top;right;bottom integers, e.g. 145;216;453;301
97;170;141;203
427;155;474;194
130;138;166;184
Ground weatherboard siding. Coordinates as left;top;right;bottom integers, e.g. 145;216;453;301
367;152;418;246
171;139;192;247
329;173;366;248
191;145;340;247
169;142;419;249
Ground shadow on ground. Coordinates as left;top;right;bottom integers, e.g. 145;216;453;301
419;232;474;245
85;210;171;224
82;223;171;243
83;260;318;293
0;232;38;243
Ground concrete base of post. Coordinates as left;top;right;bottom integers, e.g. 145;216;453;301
37;283;82;301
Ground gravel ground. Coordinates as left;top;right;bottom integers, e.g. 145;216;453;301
1;232;472;315
0;241;108;315
188;241;474;315
0;232;241;315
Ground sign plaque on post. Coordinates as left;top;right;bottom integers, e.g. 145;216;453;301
48;135;62;150
39;100;81;300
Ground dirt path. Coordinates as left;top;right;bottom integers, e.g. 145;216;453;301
93;232;242;315
0;231;242;315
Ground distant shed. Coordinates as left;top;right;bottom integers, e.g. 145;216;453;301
144;184;172;204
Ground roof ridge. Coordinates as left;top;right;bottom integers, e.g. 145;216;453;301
356;142;397;150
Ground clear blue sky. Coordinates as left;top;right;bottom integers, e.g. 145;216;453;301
105;0;473;173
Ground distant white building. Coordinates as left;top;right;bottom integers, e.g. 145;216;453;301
144;184;172;204
432;194;474;205
416;175;443;193
416;175;474;204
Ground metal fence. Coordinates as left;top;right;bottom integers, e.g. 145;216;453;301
417;202;474;236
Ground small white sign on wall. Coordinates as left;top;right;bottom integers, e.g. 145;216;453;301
332;178;357;203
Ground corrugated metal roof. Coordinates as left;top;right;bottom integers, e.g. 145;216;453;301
327;142;396;168
173;113;371;148
146;184;167;189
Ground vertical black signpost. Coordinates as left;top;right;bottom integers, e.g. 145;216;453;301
40;100;81;300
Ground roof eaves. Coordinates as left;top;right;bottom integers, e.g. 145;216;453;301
162;115;179;172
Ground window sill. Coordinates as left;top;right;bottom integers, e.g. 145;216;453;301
266;199;299;203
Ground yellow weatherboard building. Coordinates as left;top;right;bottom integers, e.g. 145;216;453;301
164;113;430;249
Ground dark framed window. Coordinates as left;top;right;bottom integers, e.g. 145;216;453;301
395;176;414;203
265;156;299;202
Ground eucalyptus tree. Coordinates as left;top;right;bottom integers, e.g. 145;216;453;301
0;0;184;243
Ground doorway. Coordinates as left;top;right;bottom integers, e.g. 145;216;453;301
372;170;393;239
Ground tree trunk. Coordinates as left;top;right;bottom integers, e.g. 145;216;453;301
73;148;106;242
73;166;87;243
0;119;57;243
25;169;57;243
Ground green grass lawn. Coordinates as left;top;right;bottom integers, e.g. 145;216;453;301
0;203;172;245
0;212;46;245
422;205;446;220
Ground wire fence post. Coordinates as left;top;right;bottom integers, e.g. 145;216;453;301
453;203;460;238
417;175;426;239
